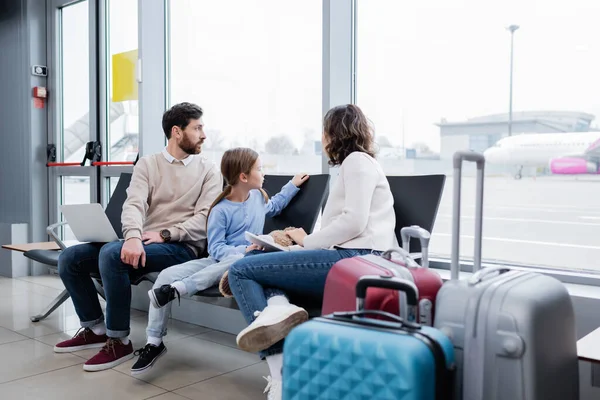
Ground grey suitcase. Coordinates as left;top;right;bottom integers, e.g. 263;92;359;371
434;151;579;400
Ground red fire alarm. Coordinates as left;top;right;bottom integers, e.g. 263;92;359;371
33;86;47;109
33;86;47;98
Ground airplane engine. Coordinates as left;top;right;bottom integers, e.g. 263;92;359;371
549;157;599;174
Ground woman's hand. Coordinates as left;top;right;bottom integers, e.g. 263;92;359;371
286;228;307;246
292;174;310;187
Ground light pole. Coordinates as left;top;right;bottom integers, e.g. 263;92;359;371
507;24;519;136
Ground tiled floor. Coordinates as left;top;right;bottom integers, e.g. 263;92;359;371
0;275;268;399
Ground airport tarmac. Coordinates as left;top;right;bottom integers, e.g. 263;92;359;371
61;174;600;274
431;175;600;273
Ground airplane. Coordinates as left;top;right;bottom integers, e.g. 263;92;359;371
483;131;600;179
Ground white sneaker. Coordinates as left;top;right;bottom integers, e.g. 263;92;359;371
236;304;308;353
263;376;282;400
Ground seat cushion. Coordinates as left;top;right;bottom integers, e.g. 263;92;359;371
193;285;224;297
23;249;60;266
131;272;159;286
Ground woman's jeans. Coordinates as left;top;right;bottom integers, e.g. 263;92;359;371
228;248;376;358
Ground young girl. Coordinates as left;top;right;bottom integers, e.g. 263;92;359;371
130;147;309;375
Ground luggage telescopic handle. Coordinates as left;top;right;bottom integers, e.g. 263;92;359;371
381;247;420;268
453;151;486;167
332;310;421;330
452;151;486;280
468;266;511;286
355;275;419;311
400;225;431;268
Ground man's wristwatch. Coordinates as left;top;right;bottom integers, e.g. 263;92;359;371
160;229;171;243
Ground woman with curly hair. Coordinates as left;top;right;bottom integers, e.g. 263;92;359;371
227;104;397;399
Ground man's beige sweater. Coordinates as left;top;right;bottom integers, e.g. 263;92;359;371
121;152;223;256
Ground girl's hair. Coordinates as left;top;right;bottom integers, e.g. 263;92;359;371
323;104;375;166
207;148;268;221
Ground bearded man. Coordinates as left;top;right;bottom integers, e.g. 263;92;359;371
54;102;222;371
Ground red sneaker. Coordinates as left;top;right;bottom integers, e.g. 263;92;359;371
54;327;108;353
83;338;134;372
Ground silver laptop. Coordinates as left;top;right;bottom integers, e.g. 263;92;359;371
60;203;120;243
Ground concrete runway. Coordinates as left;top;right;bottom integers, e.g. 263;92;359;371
431;176;600;273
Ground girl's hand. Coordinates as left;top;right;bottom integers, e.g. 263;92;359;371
292;174;310;187
286;228;307;246
246;244;263;252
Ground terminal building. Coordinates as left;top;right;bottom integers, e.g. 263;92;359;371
437;110;596;160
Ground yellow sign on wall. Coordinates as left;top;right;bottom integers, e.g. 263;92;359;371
112;49;138;102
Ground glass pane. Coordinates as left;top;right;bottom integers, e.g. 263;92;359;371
61;1;90;163
357;0;600;272
169;0;322;174
108;176;120;199
107;0;139;161
60;176;91;240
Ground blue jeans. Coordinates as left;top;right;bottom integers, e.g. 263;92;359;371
228;248;376;358
58;241;195;338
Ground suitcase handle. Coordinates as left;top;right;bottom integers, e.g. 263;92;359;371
468;266;511;285
356;275;419;312
381;247;420;268
400;225;430;268
453;151;485;167
331;309;421;330
451;151;485;280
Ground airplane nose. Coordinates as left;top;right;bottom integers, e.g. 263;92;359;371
483;148;497;163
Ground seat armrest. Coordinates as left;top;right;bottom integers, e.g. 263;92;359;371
47;222;69;250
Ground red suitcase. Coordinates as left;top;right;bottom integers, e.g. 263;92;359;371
321;226;443;325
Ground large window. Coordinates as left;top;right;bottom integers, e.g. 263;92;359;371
357;0;600;272
61;177;91;240
106;0;139;161
169;0;323;174
60;1;89;163
56;0;93;239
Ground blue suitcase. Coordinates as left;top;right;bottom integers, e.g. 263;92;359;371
283;276;455;400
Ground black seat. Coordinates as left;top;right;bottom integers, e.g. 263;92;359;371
262;174;329;234
387;175;446;255
26;173;132;322
182;174;444;315
132;175;328;307
23;249;60;265
104;173;132;239
126;174;443;321
274;175;445;318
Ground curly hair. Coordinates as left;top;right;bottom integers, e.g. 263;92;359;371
323;104;375;166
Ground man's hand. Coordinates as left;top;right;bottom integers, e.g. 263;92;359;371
292;173;310;187
286;228;307;247
142;231;164;245
246;244;263;252
121;238;146;269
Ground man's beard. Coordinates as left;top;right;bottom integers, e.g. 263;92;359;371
180;134;203;155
